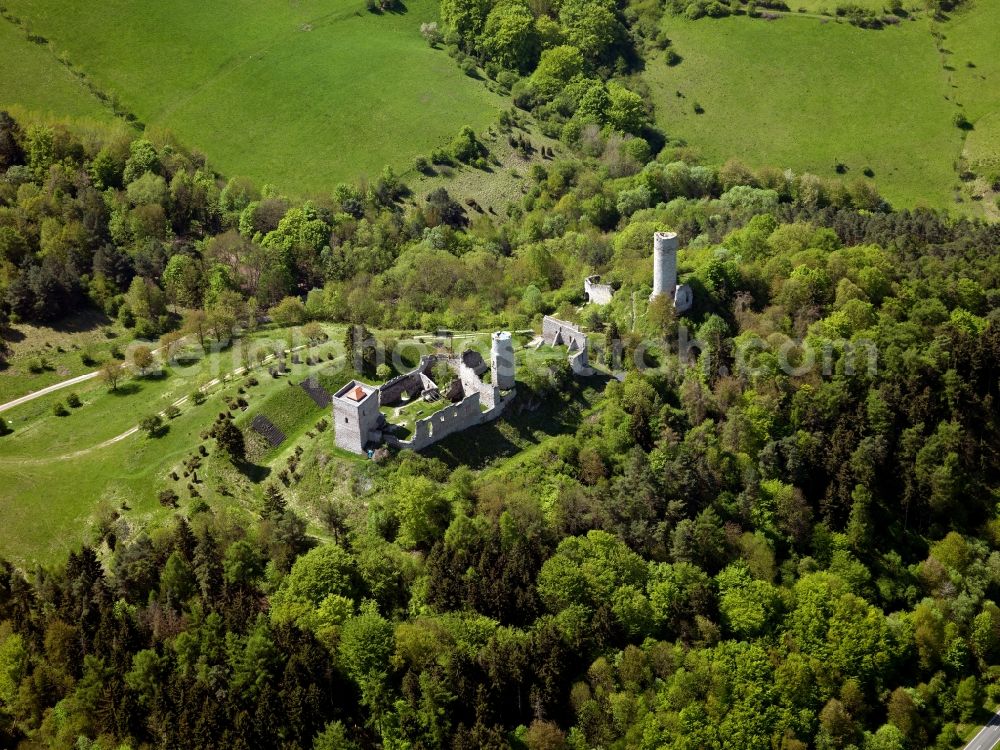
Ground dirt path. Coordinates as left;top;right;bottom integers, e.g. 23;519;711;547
0;369;102;414
0;342;314;465
0;337;189;415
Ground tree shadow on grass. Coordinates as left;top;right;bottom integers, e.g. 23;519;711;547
45;307;113;334
1;326;25;344
111;382;142;396
237;460;272;483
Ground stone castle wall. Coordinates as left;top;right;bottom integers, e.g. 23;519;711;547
542;316;590;373
383;390;515;452
584;276;614;305
542;316;588;352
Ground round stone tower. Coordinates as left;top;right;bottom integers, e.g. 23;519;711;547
491;331;516;390
651;231;678;300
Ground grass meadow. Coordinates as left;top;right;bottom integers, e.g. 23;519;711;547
944;0;1000;125
646;14;963;209
1;0;503;193
0;325;352;566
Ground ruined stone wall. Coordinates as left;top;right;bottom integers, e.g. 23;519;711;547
376;349;517;453
542;316;588;351
459;359;499;409
379;371;424;404
584;276;614;305
383;390;516;452
569;348;589;374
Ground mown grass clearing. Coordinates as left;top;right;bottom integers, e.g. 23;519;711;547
2;0;503;193
645;14;962;209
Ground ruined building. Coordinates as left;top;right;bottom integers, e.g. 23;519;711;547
584;275;614;305
333;332;517;455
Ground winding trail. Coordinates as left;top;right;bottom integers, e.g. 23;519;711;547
0;369;102;414
0;341;312;464
0;337;189;415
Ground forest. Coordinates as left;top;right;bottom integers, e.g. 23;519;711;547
0;86;998;750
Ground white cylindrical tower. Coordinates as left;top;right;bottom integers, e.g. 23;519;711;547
491;331;515;390
651;231;678;299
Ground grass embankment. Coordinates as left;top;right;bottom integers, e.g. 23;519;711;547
0;17;114;120
1;0;503;192
645;14;961;209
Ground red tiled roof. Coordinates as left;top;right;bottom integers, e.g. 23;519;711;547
346;385;367;401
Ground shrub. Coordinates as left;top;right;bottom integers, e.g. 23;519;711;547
140;414;163;437
165;404;181;419
419;21;442;46
66;393;82;408
0;419;11;436
27;357;47;374
430;149;453;165
158;489;179;508
190;390;206;405
53;402;69;417
414;155;431;173
953;112;972;130
496;70;519;91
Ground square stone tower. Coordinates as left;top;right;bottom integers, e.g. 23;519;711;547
333;380;380;454
491;331;516;390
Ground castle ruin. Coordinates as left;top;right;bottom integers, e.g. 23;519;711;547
584;275;614;305
582;232;693;313
542;316;589;374
333;332;517;455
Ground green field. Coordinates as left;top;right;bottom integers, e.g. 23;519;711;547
0;17;113;121
0;0;503;193
944;0;1000;124
646;14;964;209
